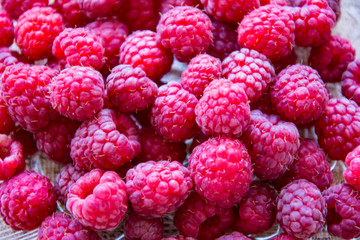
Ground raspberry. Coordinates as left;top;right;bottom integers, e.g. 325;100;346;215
0;134;24;180
216;232;253;240
0;0;47;19
344;145;360;190
237;5;295;61
52;28;105;70
151;81;198;142
233;181;277;235
270;64;329;125
67;169;128;231
156;6;213;62
0;98;15;135
159;0;201;14
105;64;158;113
123;0;160;31
309;35;356;82
189;137;253;208
242;110;300;180
11;127;37;158
315;97;360;160
342;59;360;105
276;179;327;238
15;7;64;60
270;234;299;240
38;212;101;240
323;184;360;239
250;91;278;115
120;30;173;82
133;107;152;128
272;50;297;74
53;0;90;27
77;0;124;19
0;47;18;75
115;161;134;179
222;49;275;103
261;0;291;5
189;131;210;153
0;9;13;47
54;164;86;205
195;79;251;138
200;0;260;23
164;236;196;240
124;211;164;240
326;0;341;21
180;54;222;99
126;160;193;218
174;192;234;239
50;66;104;121
70;109;141;170
1;64;59;132
0;170;57;230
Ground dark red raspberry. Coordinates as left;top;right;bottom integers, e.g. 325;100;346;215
342;59;360;105
309;35;356;82
151;81;198;142
163;236;196;240
189;137;253;208
189;131;210;153
124;211;164;240
50;66;104;121
0;47;18;75
115;161;134;179
1;64;59;132
0;0;47;19
38;212;101;240
0;98;15;135
11;127;37;158
323;184;360;239
70;109;141;171
67;169;128;231
250;91;278;115
132;107;152;128
270;234;299;240
216;232;253;240
126;160;193;218
53;0;90;27
276;179;327;238
195;79;250;138
106;64;158;113
344;145;360;190
77;0;124;19
243;110;300;180
237;5;295;61
120;30;173;82
272;50;298;74
160;0;201;14
315;97;360;160
222;48;275;103
174;192;234;240
261;0;291;5
156;6;213;62
180;54;222;99
0;134;24;180
52;28;105;70
0;170;57;230
0;9;13;47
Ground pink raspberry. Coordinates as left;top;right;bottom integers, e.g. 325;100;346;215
38;212;101;240
151;81;198;142
0;0;47;19
156;6;213;62
11;127;37;158
237;5;295;61
50;66;104;121
180;54;222;99
119;30;173;82
315;97;360;160
77;0;124;19
52;28;105;70
124;211;164;240
0;98;15;134
309;35;356;82
0;134;24;180
276;179;327;239
270;234;300;240
216;232;253;240
344;145;360;191
105;64;158;113
342;59;360;105
126;160;193;218
159;0;201;14
174;192;234;239
195;79;251;138
67;169;128;231
0;47;18;75
122;0;160;31
222;48;275;103
0;9;13;47
163;236;196;240
0;170;57;230
53;0;90;27
189;137;253;208
70;109;141;170
243;110;300;180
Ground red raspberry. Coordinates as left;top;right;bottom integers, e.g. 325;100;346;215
120;30;173;82
159;0;201;14
261;0;291;5
342;59;360;105
243;110;300;180
270;234;300;240
52;28;105;70
0;47;18;75
50;66;104;121
77;0;124;19
0;98;15;134
0;0;47;19
315;97;360;160
276;179;327;238
323;184;360;239
200;0;260;23
15;7;64;60
216;232;253;240
67;169;128;231
1;64;58;132
126;160;193;218
222;48;275;103
0;134;24;180
11;127;37;158
38;212;101;240
309;35;356;82
163;236;196;240
70;109;141;170
195;79;250;138
156;6;213;62
0;170;57;230
189;137;253;208
270;64;329;125
0;9;13;47
106;64;158;113
124;211;164;240
180;54;222;99
237;5;295;61
250;90;279;115
272;50;298;74
174;192;234;239
123;0;160;32
53;0;90;27
151;81;198;142
344;145;360;190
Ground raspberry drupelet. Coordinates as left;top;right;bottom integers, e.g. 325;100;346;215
124;211;164;240
0;47;18;75
0;0;47;19
0;98;15;135
0;9;14;47
0;134;24;180
344;145;360;190
77;0;124;19
342;59;360;105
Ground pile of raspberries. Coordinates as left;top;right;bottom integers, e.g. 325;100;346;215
1;0;360;239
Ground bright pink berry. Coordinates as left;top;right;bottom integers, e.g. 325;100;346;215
124;211;164;240
344;145;360;191
216;232;253;240
0;9;13;47
159;0;201;14
0;0;47;19
0;134;24;180
0;47;18;75
0;98;15;135
342;59;360;105
77;0;124;19
53;0;90;27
